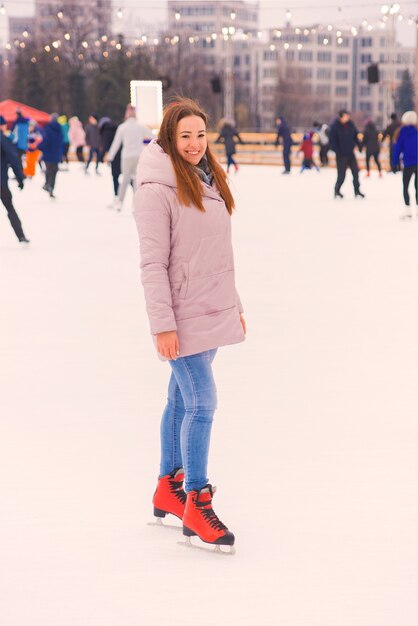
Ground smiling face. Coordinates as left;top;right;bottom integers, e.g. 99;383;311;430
176;115;207;165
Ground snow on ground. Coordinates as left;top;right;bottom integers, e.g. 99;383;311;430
1;161;418;626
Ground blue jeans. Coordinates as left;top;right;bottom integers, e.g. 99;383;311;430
159;349;217;493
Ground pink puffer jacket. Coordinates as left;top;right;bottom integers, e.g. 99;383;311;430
134;140;244;358
68;117;85;147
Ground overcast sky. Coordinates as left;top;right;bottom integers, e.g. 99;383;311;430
1;0;416;45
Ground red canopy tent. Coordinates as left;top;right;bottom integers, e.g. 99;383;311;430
0;99;51;125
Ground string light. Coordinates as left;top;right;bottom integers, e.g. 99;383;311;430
22;29;29;38
57;10;63;19
117;7;123;19
174;11;181;21
31;57;37;63
0;4;5;15
230;10;236;20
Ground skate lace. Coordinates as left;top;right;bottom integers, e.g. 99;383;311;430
197;499;227;532
169;479;186;504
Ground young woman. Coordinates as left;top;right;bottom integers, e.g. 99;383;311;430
134;98;246;550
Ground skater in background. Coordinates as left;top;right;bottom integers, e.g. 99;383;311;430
84;114;101;174
99;116;122;209
215;119;243;173
313;120;330;166
11;108;30;170
0;115;29;243
299;131;319;172
392;110;418;220
329;109;365;199
107;104;151;210
361;119;382;177
38;113;64;199
68;116;85;163
382;112;401;173
275;116;292;174
23;120;43;178
58;115;70;169
134;98;245;552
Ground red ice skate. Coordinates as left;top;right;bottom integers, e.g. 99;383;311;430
182;484;235;551
153;468;186;521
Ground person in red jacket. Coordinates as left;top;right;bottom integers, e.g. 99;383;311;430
299;132;319;172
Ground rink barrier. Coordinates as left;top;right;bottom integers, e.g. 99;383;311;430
207;132;391;169
67;132;391;169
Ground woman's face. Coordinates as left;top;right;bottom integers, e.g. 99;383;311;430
176;115;207;165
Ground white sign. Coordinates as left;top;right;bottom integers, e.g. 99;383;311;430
130;80;163;129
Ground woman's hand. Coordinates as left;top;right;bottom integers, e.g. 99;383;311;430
240;314;246;335
156;331;180;360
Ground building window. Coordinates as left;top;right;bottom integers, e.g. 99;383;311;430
263;50;278;61
336;54;349;64
299;51;312;62
360;86;370;96
336;70;348;80
263;68;277;78
317;68;331;79
361;54;372;64
317;84;331;95
285;50;295;61
359;101;372;112
317;51;332;62
336;86;348;96
361;37;372;47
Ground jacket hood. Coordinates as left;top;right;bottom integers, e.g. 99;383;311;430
69;117;82;128
401;111;417;126
58;115;67;125
137;140;177;188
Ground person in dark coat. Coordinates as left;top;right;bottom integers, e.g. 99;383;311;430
84;114;101;173
392;110;418;219
275;116;292;174
329;109;365;199
99;116;122;207
0;115;29;243
38;113;64;198
215;120;243;173
382;113;401;173
361;120;382;177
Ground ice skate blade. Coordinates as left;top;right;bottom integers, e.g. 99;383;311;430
147;517;182;531
178;537;235;556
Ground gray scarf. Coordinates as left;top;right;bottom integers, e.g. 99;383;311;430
195;156;214;187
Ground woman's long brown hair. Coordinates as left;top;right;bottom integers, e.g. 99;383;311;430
158;98;235;215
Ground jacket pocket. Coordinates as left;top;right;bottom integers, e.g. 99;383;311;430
188;233;233;281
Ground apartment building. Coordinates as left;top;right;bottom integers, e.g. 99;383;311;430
251;25;415;128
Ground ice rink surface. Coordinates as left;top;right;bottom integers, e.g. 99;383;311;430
1;162;418;626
